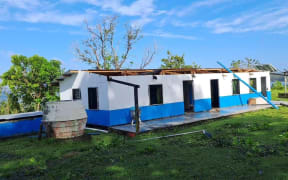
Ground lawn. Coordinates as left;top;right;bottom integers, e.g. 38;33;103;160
1;106;288;179
271;88;288;101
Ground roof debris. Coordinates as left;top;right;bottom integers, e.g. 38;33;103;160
52;68;260;86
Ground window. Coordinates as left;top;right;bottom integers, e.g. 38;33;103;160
232;79;240;95
149;85;163;105
72;89;81;100
88;88;98;109
249;78;257;93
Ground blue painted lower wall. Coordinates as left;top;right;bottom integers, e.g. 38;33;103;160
87;102;185;127
0;117;42;138
194;99;212;112
86;110;110;126
219;91;271;108
87;91;272;127
141;102;184;121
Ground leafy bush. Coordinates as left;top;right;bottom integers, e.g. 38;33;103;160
272;81;284;90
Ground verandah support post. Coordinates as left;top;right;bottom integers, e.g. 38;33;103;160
284;72;288;94
134;87;140;133
217;61;279;110
107;76;141;133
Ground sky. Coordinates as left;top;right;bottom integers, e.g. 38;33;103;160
0;0;288;74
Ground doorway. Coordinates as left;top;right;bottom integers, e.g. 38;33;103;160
183;80;194;112
88;88;98;109
261;77;267;97
210;79;220;108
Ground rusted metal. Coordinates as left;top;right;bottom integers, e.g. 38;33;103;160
67;68;260;76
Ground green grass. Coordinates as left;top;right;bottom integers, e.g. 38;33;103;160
1;107;288;179
272;88;288;101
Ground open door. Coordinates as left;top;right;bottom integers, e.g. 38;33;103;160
261;77;267;97
183;81;194;112
210;79;219;108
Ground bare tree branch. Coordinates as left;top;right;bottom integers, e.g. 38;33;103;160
140;43;158;69
119;25;142;68
75;16;148;70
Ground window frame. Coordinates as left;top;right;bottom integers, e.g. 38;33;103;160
88;87;99;110
72;88;81;100
149;84;164;105
232;79;240;95
249;78;257;93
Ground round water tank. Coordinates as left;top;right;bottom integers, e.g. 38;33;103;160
43;101;87;139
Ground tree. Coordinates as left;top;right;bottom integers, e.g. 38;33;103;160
0;55;62;112
231;58;260;69
161;51;185;69
161;51;200;69
231;60;241;68
183;62;201;69
76;16;150;70
272;81;284;90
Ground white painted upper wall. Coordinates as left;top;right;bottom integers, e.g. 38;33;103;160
59;71;109;109
59;71;270;111
108;74;191;110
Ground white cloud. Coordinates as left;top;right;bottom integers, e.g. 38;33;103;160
61;0;163;26
14;9;97;26
206;7;288;34
0;0;93;26
156;17;199;28
170;21;199;28
0;0;160;26
171;0;230;17
143;31;197;40
131;16;154;27
0;0;42;10
62;0;156;17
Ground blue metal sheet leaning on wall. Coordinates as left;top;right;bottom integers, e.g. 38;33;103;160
0;112;42;138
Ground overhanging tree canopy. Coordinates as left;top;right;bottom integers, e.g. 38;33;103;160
0;55;62;112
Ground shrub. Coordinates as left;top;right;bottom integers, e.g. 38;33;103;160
272;81;284;90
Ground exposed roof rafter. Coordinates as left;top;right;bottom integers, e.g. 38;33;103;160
51;68;261;86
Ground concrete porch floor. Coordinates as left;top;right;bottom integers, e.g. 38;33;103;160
110;105;272;134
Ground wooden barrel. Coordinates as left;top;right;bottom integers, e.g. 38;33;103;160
42;101;87;139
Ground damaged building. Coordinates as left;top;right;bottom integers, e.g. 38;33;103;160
53;68;271;127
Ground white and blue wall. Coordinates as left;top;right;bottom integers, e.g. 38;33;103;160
59;71;271;127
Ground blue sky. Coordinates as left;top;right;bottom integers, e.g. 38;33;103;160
0;0;288;74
